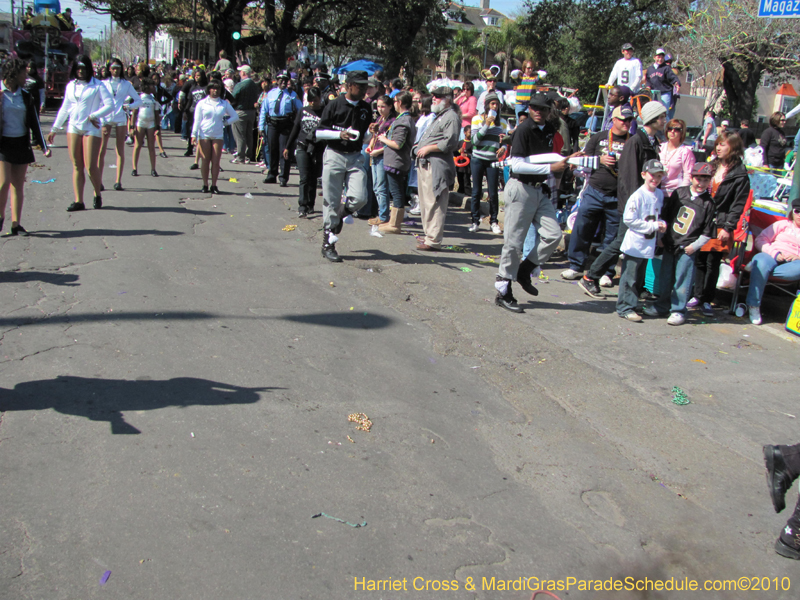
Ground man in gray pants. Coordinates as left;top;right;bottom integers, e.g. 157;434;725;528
495;93;571;312
314;71;374;262
413;87;461;251
231;65;260;164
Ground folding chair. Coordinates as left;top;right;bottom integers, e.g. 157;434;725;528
728;192;799;313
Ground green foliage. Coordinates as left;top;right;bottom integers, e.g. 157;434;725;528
488;18;530;82
522;0;672;94
448;27;483;80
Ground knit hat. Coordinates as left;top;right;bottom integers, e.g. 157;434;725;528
483;93;500;108
640;101;667;125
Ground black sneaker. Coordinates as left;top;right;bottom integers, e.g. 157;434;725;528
279;179;288;187
298;209;308;218
321;230;342;262
131;169;138;176
263;177;277;184
765;445;795;513
183;149;193;157
579;276;603;298
516;259;539;296
495;287;523;313
93;195;102;209
189;163;199;170
113;182;123;191
210;186;220;194
151;170;159;177
66;202;86;212
202;185;209;194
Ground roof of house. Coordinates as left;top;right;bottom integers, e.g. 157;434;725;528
776;83;798;97
445;2;507;31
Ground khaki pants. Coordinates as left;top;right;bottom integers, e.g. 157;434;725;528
498;178;562;280
418;162;448;248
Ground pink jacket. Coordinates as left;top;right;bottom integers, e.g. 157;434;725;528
756;219;800;259
659;143;695;193
457;94;477;129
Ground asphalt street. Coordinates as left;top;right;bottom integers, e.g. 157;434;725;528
1;118;799;599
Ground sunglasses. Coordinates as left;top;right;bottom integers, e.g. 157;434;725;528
793;208;800;215
614;117;634;122
667;127;683;132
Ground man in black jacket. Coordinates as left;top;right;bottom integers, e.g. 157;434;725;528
314;70;373;262
580;100;667;297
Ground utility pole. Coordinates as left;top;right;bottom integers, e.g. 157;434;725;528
192;0;197;61
10;0;15;27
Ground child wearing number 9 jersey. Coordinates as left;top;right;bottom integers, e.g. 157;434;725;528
649;162;716;325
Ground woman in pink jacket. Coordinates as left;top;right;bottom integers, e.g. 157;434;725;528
455;82;477;129
659;119;695;194
745;198;800;325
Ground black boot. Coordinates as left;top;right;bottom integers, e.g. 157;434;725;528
776;494;800;560
321;229;342;263
765;444;800;513
516;259;539;296
495;278;522;313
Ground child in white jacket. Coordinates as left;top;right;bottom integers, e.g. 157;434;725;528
616;159;667;321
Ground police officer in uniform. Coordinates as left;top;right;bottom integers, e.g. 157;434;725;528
313;70;373;262
494;92;573;312
263;71;302;186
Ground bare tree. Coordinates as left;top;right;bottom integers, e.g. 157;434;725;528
108;26;147;64
668;0;800;126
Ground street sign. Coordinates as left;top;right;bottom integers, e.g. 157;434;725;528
758;0;800;18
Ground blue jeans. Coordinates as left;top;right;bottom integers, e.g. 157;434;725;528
655;250;697;314
371;155;389;221
223;125;236;153
653;90;672;112
386;170;408;209
616;254;648;316
746;252;800;307
470;158;499;224
567;185;619;273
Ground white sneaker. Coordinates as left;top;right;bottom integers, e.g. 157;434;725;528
409;204;421;215
748;306;762;325
468;222;479;232
599;275;614;288
561;268;583;280
491;223;502;235
667;312;685;326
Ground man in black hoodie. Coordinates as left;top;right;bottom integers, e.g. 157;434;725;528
580;100;667;298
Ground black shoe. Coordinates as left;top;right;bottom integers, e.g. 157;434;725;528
210;186;220;194
202;185;209;194
93;195;102;209
3;224;28;237
776;536;800;560
159;152;168;158
189;163;199;170
516;259;539;296
66;202;86;212
765;445;795;513
579;276;603;298
322;229;343;262
183;149;193;157
131;169;138;176
113;182;123;191
298;209;308;218
495;284;523;313
151;170;159;177
279;179;288;187
263;177;277;184
100;184;105;191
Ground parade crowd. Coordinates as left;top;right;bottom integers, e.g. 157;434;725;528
1;42;799;329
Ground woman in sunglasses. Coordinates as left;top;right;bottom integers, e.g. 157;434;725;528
659;119;695;195
744;199;800;325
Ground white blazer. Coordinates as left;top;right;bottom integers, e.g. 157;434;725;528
192;97;239;140
101;78;142;124
53;77;114;135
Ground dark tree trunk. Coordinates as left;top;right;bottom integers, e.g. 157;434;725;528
722;59;762;128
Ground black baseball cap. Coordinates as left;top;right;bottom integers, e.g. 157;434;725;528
528;92;551;109
345;70;369;85
431;86;453;98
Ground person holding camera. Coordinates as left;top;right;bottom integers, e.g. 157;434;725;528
469;93;508;235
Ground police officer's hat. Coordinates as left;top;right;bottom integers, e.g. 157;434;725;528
276;70;291;80
527;92;552;109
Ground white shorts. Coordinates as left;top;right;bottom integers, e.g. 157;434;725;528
137;120;156;130
196;133;221;141
67;124;102;137
104;120;127;129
